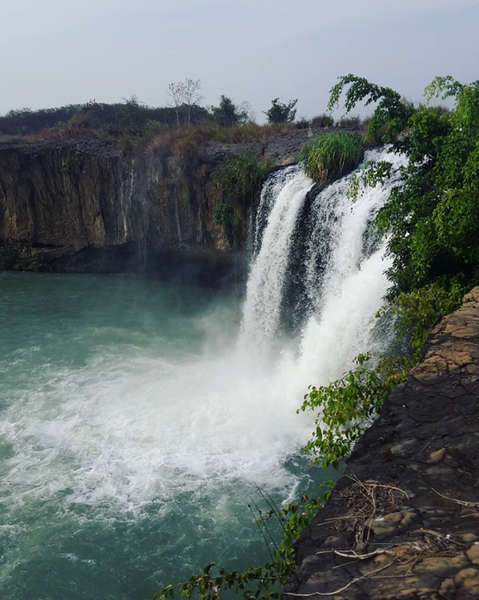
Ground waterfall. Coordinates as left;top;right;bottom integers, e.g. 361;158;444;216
0;143;410;599
241;147;406;385
240;165;315;348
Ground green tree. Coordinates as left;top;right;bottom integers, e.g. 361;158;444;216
329;74;479;301
263;98;297;123
210;95;248;126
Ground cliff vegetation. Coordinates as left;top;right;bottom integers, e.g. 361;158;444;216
299;131;364;184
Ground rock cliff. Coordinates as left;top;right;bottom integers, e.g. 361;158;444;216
285;287;479;599
0;138;242;284
0;128;322;285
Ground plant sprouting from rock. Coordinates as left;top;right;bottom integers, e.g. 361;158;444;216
212;153;272;240
299;131;364;184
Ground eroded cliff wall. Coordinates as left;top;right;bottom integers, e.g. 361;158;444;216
0;138;260;284
0;128;356;284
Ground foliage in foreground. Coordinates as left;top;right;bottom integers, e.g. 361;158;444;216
152;491;328;600
330;74;479;301
299;131;364;184
299;353;411;468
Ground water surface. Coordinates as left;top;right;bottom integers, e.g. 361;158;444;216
0;272;324;600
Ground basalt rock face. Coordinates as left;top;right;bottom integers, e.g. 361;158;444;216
0;138;257;285
285;287;479;599
0;128;357;284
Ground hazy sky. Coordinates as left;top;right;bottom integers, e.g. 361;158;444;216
1;0;478;120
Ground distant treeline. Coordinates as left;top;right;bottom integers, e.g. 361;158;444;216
0;94;368;138
0;99;211;136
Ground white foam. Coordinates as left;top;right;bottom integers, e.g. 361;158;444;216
0;340;313;516
0;148;405;521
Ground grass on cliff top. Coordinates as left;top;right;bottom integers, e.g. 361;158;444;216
0;121;298;149
299;131;364;184
0;112;372;154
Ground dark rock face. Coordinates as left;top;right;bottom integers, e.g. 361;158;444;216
285;287;479;599
0;138;246;285
0;128;361;284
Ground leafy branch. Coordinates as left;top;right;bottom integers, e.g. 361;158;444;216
152;489;331;600
298;353;411;469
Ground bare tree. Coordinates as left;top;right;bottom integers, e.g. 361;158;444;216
181;78;203;126
238;100;256;124
167;82;184;127
167;79;203;127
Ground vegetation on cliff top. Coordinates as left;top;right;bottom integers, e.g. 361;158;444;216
299;130;364;184
0;81;368;145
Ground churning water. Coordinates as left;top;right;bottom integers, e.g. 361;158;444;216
0;148;403;599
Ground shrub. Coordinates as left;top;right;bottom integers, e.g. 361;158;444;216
120;133;135;155
264;98;298;123
299;353;410;468
212;152;272;241
213;152;272;204
386;283;463;354
311;114;334;128
299;131;364;183
212;202;234;227
337;114;362;129
295;117;311;129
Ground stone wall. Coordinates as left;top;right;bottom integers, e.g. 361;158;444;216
0;138;244;284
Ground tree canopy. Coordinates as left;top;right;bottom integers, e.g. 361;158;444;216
209;95;249;127
263;98;298;123
331;74;479;302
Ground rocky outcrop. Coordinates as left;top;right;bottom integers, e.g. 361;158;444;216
0;132;296;283
285;288;479;599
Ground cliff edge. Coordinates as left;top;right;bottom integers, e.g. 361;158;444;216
285;288;479;599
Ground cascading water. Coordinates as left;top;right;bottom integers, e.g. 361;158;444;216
241;165;315;348
292;147;406;387
241;147;405;378
0;147;404;600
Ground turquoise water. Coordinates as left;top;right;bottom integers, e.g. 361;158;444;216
0;272;328;600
